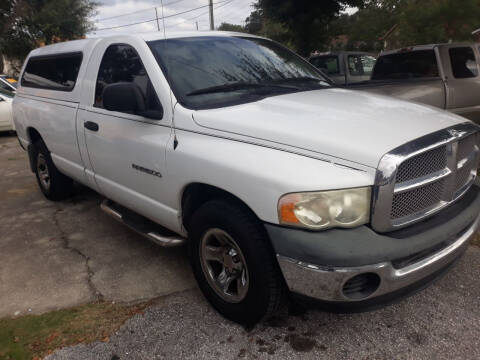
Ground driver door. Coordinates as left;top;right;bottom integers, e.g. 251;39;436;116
78;41;176;228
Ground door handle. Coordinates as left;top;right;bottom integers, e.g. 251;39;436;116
84;121;99;132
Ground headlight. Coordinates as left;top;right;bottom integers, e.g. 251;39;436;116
278;187;371;230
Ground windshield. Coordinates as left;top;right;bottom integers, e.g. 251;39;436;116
148;36;330;109
0;87;14;98
0;77;17;91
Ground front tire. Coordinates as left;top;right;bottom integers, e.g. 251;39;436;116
33;140;74;201
189;199;285;325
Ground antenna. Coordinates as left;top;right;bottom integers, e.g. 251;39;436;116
160;0;179;150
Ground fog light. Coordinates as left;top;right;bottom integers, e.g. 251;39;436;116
342;273;380;300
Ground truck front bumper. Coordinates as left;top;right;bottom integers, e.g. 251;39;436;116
266;183;480;308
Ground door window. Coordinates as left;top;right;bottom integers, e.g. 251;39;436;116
348;55;376;76
449;47;478;79
309;56;340;75
95;44;162;115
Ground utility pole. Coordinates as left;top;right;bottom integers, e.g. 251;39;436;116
155;7;160;31
209;0;214;30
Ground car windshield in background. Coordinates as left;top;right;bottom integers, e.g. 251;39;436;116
372;50;439;80
148;36;330;109
0;77;17;91
0;87;14;98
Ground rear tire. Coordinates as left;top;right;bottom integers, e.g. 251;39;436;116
33;140;74;201
188;199;285;325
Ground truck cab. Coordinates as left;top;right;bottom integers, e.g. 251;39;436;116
309;51;377;84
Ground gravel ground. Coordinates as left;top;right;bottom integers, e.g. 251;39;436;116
47;246;480;360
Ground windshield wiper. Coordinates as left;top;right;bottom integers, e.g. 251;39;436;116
186;82;298;96
272;76;331;85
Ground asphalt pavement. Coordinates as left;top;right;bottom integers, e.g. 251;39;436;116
1;134;479;360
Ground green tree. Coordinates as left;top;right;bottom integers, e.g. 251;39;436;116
330;0;480;52
0;0;97;69
217;22;246;32
256;0;365;55
396;0;480;45
244;8;291;46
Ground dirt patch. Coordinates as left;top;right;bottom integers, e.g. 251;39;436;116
0;301;150;360
284;333;316;352
472;232;480;247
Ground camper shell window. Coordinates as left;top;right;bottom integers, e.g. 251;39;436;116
21;52;83;91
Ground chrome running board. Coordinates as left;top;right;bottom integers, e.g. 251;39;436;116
100;199;185;247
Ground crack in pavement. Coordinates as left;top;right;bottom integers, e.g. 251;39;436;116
53;207;105;302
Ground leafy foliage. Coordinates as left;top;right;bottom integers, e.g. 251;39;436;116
244;9;291;47
396;0;480;45
331;0;480;51
256;0;365;55
217;22;246;33
0;0;97;71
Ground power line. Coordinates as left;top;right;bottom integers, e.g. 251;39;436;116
166;0;237;30
215;2;252;24
95;1;228;31
95;0;190;23
95;7;155;23
95;19;158;32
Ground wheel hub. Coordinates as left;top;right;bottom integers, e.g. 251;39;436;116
199;228;249;303
37;153;51;190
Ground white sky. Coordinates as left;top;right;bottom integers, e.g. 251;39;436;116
88;0;257;37
89;1;358;37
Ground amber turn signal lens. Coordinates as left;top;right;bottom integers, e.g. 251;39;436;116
279;200;300;224
278;194;302;225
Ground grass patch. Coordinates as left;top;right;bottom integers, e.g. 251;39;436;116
0;301;150;360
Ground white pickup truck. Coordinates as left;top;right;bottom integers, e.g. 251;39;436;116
13;32;480;325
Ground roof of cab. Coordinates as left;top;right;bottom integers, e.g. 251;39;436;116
309;51;375;59
28;31;258;57
380;42;476;56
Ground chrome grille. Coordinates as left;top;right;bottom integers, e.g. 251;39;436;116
455;135;477;194
391;179;445;219
372;123;479;232
457;134;476;161
396;146;447;183
455;164;474;193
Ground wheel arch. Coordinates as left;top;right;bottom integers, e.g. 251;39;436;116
26;126;44;146
180;182;261;231
25;127;50;172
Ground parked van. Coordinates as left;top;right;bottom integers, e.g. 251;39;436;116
13;32;480;324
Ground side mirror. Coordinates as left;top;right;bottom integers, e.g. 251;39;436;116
102;82;163;120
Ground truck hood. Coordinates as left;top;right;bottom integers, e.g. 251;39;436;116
192;88;466;168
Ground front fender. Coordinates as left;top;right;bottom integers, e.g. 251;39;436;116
163;129;376;224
